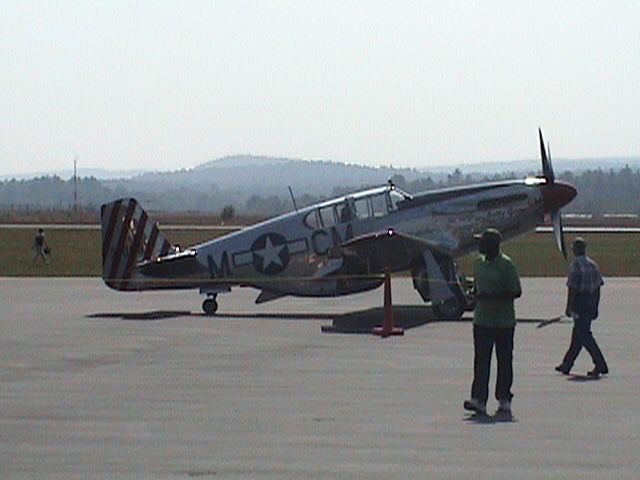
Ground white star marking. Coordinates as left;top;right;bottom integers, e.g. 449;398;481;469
255;236;285;271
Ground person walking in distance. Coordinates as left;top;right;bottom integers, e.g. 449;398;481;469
32;228;49;265
464;228;522;416
556;237;608;377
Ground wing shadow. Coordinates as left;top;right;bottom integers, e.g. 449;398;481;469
87;307;559;331
87;310;195;321
222;307;554;334
319;306;464;333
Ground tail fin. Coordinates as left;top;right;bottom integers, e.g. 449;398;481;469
100;198;173;290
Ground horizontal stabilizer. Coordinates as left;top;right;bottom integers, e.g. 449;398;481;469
137;250;204;278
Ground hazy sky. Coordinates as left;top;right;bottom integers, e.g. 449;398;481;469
1;1;639;176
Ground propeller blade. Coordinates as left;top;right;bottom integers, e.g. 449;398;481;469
539;128;555;183
547;142;551;162
551;209;567;258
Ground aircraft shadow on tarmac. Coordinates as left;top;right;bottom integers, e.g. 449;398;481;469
87;310;194;321
318;306;465;333
87;306;566;332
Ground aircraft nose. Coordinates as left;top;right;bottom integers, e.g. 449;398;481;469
541;181;577;213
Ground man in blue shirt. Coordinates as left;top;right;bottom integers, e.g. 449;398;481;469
556;238;608;377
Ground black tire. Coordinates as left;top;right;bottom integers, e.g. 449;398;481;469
202;298;218;316
432;289;465;320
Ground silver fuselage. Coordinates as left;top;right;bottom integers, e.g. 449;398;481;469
127;180;544;297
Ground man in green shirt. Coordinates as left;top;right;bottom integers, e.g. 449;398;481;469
464;228;522;415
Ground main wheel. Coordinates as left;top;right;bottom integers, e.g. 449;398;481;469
432;288;465;320
202;298;218;316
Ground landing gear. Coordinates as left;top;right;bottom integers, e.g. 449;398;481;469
202;296;218;316
413;253;474;321
432;286;466;320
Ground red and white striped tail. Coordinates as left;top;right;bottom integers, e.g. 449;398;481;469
100;198;173;291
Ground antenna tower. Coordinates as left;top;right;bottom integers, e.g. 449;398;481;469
73;155;78;211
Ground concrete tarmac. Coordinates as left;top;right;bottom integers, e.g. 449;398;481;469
1;277;639;479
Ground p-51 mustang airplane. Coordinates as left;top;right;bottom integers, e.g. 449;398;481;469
101;129;576;320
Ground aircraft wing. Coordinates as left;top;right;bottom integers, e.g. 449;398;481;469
340;229;461;305
340;229;448;272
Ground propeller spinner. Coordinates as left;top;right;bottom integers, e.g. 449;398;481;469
538;128;577;258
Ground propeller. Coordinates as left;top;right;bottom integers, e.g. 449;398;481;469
539;128;554;183
551;208;566;258
538;128;576;259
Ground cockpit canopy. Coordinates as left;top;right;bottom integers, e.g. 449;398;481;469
303;185;411;230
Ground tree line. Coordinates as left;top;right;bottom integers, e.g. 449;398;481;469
387;166;640;216
1;166;639;217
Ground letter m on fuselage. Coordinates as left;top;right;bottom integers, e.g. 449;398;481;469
207;252;232;279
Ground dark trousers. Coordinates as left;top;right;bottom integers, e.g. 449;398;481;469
471;325;514;404
561;315;608;371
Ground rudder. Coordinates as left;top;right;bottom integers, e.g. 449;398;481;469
100;198;173;290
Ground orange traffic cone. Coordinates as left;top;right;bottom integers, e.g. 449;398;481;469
373;269;404;337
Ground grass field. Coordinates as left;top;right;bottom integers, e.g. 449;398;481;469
0;228;222;277
1;227;637;277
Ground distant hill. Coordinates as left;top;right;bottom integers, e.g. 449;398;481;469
0;168;149;181
118;156;428;197
2;154;639;215
195;155;298;170
4;154;639;182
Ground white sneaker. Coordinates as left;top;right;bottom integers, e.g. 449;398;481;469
497;399;511;414
463;398;487;414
